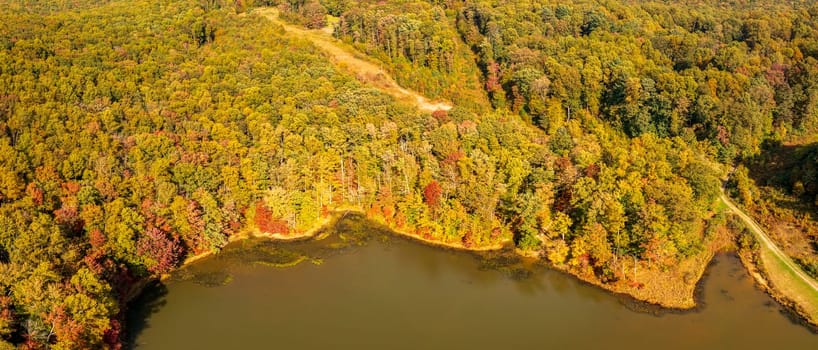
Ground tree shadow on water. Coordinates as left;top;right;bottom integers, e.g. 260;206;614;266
123;281;169;350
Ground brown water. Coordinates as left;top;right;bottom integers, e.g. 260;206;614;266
127;215;818;349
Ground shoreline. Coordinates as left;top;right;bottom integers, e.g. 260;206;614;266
738;249;818;332
160;208;508;281
143;207;818;330
389;227;510;252
148;208;708;308
544;251;714;310
720;190;818;329
158;216;333;282
553;252;724;315
154;207;700;308
332;208;511;252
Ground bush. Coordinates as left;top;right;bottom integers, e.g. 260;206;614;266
738;231;758;251
517;232;541;251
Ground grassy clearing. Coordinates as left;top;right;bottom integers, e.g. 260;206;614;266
761;248;818;324
255;8;452;112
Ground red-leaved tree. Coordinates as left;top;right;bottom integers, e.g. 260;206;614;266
103;319;122;350
54;205;84;236
47;305;85;348
0;295;14;337
254;201;289;235
137;226;183;275
423;181;442;208
431;109;449;123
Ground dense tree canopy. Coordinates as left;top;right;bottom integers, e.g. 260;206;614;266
0;0;815;348
333;0;491;111
452;0;818;160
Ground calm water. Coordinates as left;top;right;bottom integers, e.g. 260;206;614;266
128;215;818;349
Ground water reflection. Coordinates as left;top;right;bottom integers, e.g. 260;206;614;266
124;282;167;350
127;214;818;349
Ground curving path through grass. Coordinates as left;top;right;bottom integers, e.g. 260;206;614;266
720;190;818;324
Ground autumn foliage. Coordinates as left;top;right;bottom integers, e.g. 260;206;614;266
1;0;817;348
423;181;442;208
462;231;476;248
431;109;449;123
0;296;14;337
54;205;84;236
254;201;289;235
48;305;86;348
137;226;184;275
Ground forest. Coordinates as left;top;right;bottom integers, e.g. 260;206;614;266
0;0;817;348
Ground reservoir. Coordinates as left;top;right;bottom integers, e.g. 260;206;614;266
127;214;818;349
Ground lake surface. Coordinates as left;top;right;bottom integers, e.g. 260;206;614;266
128;215;818;349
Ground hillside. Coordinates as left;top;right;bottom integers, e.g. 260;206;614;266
0;0;817;348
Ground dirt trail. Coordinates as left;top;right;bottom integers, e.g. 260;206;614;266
720;190;818;323
256;8;452;112
720;191;818;292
